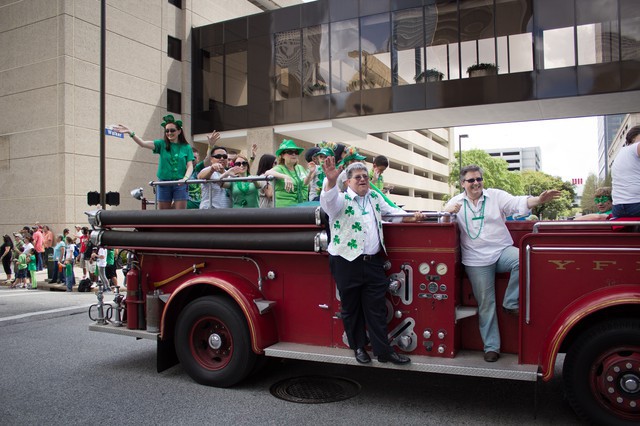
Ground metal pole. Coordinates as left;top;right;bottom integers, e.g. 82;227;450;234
458;134;468;177
99;0;106;210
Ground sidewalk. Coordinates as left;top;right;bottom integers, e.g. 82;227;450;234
0;263;125;292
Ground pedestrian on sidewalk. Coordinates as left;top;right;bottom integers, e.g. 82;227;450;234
32;226;44;271
97;246;109;291
64;236;76;291
1;235;14;284
13;246;28;289
27;248;37;289
42;225;55;280
51;235;65;284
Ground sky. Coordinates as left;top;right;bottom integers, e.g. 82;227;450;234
453;117;599;183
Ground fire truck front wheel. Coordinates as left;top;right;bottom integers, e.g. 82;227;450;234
175;296;256;387
563;318;640;425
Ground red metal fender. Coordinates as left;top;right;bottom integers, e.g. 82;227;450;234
160;271;278;354
539;284;640;381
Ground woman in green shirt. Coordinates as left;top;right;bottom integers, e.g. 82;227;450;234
225;153;260;208
115;115;194;209
266;140;314;207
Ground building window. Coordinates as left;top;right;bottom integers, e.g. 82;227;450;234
168;0;182;9
167;89;181;114
168;36;182;61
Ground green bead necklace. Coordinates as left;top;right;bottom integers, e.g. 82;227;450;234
463;198;485;240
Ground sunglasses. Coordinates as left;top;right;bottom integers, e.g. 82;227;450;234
463;177;484;184
282;150;298;155
350;174;369;181
594;196;611;204
235;161;249;167
165;128;178;134
211;154;228;159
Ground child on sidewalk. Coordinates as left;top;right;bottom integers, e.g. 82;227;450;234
64;236;76;291
12;246;28;289
27;248;37;289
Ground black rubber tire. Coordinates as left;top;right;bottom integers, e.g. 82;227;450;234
563;318;640;425
175;296;256;387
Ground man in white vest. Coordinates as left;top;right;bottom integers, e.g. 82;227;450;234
320;158;424;364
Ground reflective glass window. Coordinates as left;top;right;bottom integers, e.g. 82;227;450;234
202;46;223;110
497;32;533;73
392;8;425;85
620;0;640;61
330;19;359;93
225;41;247;106
302;24;330;96
495;0;533;73
359;13;391;90
460;0;495;78
576;0;619;65
427;1;458;80
543;27;575;69
274;30;302;100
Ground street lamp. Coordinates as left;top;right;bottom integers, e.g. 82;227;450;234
458;134;469;176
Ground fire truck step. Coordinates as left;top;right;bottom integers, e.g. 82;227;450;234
264;342;539;382
88;323;158;340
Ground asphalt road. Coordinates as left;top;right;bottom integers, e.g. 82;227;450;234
0;286;584;425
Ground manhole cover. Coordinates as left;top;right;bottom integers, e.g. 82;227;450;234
270;375;361;404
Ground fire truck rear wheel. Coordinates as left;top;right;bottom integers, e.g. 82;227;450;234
175;296;256;387
563;318;640;426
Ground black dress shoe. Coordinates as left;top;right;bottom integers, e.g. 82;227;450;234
502;307;519;316
377;352;410;365
484;351;499;362
354;348;371;364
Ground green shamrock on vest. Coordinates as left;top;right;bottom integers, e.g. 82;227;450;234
352;222;362;232
333;220;341;230
333;235;340;245
375;203;381;213
345;206;355;216
370;192;378;198
347;239;358;250
345;194;352;201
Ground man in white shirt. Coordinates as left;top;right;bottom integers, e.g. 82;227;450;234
321;159;423;365
444;165;560;362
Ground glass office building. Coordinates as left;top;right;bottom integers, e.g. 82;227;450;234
192;0;640;133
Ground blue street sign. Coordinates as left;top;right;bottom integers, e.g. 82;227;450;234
105;128;124;138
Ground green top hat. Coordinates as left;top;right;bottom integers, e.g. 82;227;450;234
275;139;305;157
337;147;366;167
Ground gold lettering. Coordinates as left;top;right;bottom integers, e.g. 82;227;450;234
548;260;575;270
593;260;616;270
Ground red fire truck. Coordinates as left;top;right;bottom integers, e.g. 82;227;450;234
86;207;639;425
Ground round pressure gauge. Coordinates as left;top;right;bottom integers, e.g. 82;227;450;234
418;262;431;275
428;282;438;294
436;263;448;276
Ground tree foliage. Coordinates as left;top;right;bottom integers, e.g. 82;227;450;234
580;173;599;214
450;149;523;194
520;170;576;219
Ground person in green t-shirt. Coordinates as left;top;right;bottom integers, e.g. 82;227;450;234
225;153;260;208
12;247;28;289
115;115;195;210
27;249;37;289
369;155;388;192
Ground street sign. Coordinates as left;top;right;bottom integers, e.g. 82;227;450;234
105;127;124;138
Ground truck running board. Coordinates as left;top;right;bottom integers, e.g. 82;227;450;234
264;342;540;382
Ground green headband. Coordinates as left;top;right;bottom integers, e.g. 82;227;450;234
161;114;182;128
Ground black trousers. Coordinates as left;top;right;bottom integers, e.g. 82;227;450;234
329;254;393;356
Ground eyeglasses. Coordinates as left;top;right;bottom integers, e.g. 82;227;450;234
211;154;228;159
282;150;298;155
463;177;484;184
594;196;611;204
350;174;369;181
165;128;178;134
235;161;249;167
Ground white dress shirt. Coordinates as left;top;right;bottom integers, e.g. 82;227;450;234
445;188;530;266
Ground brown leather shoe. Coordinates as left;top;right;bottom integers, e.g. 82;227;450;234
502;306;519;316
484;351;499;362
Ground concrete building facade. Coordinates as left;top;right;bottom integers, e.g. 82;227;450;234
485;147;541;172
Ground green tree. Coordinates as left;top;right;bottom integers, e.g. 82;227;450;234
521;170;576;219
450;149;523;194
580;173;598;214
